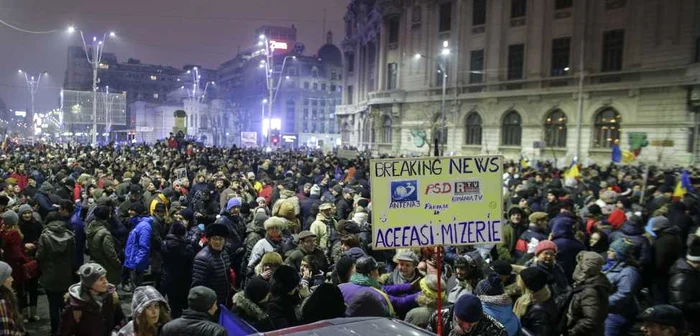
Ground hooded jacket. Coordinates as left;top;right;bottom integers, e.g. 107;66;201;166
160;309;227;336
124;216;153;271
231;292;274;332
566;253;612;336
36;182;58;219
58;284;125;336
244;213;268;260
479;294;521;336
668;258;700;335
497;207;527;263
87;218;122;285
36;220;76;292
608;217;652;267
117;286;169;336
604;261;641;318
161;233;194;302
651;217;684;277
551;215;586;282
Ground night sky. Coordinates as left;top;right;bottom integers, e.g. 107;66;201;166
0;0;347;113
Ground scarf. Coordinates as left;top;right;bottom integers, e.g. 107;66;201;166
513;286;551;318
419;278;446;300
350;273;381;289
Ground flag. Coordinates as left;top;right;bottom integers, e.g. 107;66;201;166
519;153;529;171
612;144;622;163
563;158;580;179
219;304;258;335
674;170;695;198
622;150;636;164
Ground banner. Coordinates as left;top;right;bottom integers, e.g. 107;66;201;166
240;132;258;148
369;155;504;250
337;148;358;160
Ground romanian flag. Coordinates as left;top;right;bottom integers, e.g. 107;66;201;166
612;144;622;163
520;153;529;171
622;150;636;164
564;158;581;179
673;170;695;198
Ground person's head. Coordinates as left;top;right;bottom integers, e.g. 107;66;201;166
244;277;270;304
259;252;283;275
78;263;109;295
547;190;558;202
355;256;380;279
1;210;19;229
535;173;543;183
298;231;318;253
334;256;356;284
343;188;354;200
27;177;36;187
319;202;333;217
686;234;700;268
303;183;312;195
18;204;33;222
300;255;319;275
508;207;523;225
12;185;20;194
518;267;548;294
197;175;205;184
188;286;219;316
489;260;513;284
153;202;167;221
454;256;472;281
226;198;242;216
394;251;419;279
608;237;636;262
638;305;687;336
263;216;285;242
205;224;229;251
474;273;505;297
0;196;8;213
452;295;483;334
535;240;558;266
132;286;170;331
256;197;267;208
0;262;13;290
528;212;548;229
270;265;301;297
340;234;360;252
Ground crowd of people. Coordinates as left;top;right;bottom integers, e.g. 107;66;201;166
0;138;697;336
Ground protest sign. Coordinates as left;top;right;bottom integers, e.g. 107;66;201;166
369;155;504;250
240;132;258;148
337;148;358;160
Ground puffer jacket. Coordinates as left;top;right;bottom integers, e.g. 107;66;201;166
668;258;700;335
36;221;75;292
551;215;586;282
58;284;126;336
87;218;122;285
608;218;652;267
479;294;520;336
123;216;152;271
566;274;612;336
160;309;226;336
520;298;559;336
231;292;274;332
604;261;641;318
191;245;231;305
428;307;508;336
514;226;548;258
70;205;86;270
243;213;268;262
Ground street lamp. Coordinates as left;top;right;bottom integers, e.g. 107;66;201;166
258;33;296;148
18;69;47;121
415;43;451;155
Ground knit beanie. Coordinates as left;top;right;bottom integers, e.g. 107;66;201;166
519;267;548;292
245;277;270;303
609;238;636;260
1;210;18;226
453;294;483;323
0;262;12;285
78;263;107;288
310;184;321;197
588;204;603;216
170;222;187;236
474;273;505;296
17;204;33;216
687;234;700;262
535;240;558;256
419;274;446;300
188;286;217;313
94;206;111;220
490;260;513;276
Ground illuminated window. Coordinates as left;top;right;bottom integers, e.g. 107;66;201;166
544;109;567;147
465;112;482;145
153;93;159;99
593;108;622;149
150;75;158;81
98;64;109;69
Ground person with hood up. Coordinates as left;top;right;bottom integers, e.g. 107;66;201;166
667;202;694;248
638;304;692;336
447;253;484;304
216;198;246;284
0;261;25;335
58;263;126;336
87;206;122;287
160;222;194;318
160;286;227;336
514;267;558;336
521;240;570;302
36;212;76;336
232;277;274;331
117;285;171;336
35;181;58;220
668;234;700;335
565;251;612;336
266;264;302;329
472;273;520;336
550;214;586;282
381;250;421;286
191;223;231;306
16;203;42;322
514;212;550;261
246;216;285;275
309;202;338;257
609;215;652;267
650;216;683;304
0;210;32;323
588;227;611;259
428;294;507;336
300;283;346;325
497;207;527;263
603;238;642;336
405;274;447;329
124;204;154;288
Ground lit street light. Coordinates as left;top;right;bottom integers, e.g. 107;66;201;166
18;69;47;120
415;41;452;155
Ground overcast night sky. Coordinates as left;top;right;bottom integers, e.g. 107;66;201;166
0;0;347;113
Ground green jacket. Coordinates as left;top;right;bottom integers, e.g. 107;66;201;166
86;219;122;285
496;220;526;263
36;221;76;292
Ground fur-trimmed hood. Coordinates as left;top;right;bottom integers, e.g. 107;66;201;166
232;292;269;321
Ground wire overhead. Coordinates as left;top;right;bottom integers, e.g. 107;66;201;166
0;17;58;34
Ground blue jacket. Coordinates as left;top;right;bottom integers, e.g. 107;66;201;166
124;216;153;271
608;220;652;267
481;297;521;336
70;205;85;270
604;261;641;318
551;215;586;282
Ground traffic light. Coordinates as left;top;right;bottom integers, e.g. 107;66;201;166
272;135;279;146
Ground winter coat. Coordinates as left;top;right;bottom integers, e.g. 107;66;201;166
608;219;652;267
479;294;520;336
566;274;612;336
520;298;559;336
215;214;245;258
87;219;122;285
18;217;43;249
266;294;301;330
551;216;586;282
0;229;31;284
248;237;280;269
524;259;570;299
70;206;86;270
243;213;268;262
285;247;328;272
514;226;548;258
428;307;508;336
117;285;168;336
446;276;476;304
652;225;684;278
36;221;76;292
339;282;393;317
497;221;527;263
161;234;193;301
35;188;58;219
604;261;641;318
124;216;153;271
231;292;275;332
382;268;421;286
382;283;421;318
191;245;231;305
300;195;321;224
668;258;700;335
336;198;353;220
58;284;126;336
309;212;337;254
160;309;226;336
0;296;24;335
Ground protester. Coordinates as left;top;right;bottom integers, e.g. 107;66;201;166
428;294;507;336
161;222;194;318
0;261;25;335
382;250;421;286
87;206;122;286
668;234;700;335
447;253;483;304
285;231;328;272
638;305;691;336
266;264;302;329
191;223;232;306
513;267;558;336
232;277;274;331
650;216;684;304
160;286;227;336
522;240;569;300
604;238;642;336
300;283;346;324
474;273;520;336
0;210;33;323
565;251;611;336
117;285;171;336
404;274;446;329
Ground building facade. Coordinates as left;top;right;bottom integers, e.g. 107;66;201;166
339;0;700;166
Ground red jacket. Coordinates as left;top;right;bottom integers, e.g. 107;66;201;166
259;185;273;205
73;184;82;203
9;172;28;191
608;209;626;229
0;229;31;284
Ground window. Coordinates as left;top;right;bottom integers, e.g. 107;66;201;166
346;53;354;72
303;98;309;105
331;84;336;92
439;3;452;32
465;112;482;145
602;30;625;72
593;108;621;148
347;85;354;104
321;83;327;91
501;111;522;146
387;63;398;90
304;82;310;89
98;63;109;69
551;37;571;76
312;67;319;78
319;123;325;134
321;100;326;106
511;0;527;18
153;93;159;99
473;0;486;26
331;72;337;80
312;100;318;106
388;16;400;44
470;50;484;84
382;116;392;143
555;0;573;9
544;109;567;147
150;75;158;81
507;44;525;80
287;67;297;76
312;83;318;91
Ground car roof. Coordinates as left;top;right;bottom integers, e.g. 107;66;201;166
259;317;437;336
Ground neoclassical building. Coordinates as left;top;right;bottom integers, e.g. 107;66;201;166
337;0;700;166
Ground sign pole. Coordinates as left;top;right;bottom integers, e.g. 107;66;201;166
436;246;443;336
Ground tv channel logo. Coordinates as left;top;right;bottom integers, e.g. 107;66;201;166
389;180;419;208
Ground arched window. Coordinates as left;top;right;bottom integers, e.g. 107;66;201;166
544;109;567;147
501;110;522;146
341;123;351;143
311;67;319;78
382;116;392;143
361;118;372;145
465;112;482;145
593;108;622;148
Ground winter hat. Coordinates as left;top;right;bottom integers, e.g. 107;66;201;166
686;234;700;262
651;216;672;233
474;273;505;296
78;263;107;288
129;202;147;215
535;240;558;256
346;290;388;317
528;212;548;224
343;247;366;261
0;196;9;207
188;286;217;313
260;252;283;267
263;216;287;231
17;204;33;216
335;256;356;280
637;305;687;332
205;223;229;238
608;210;626;229
339;220;362;234
355;256;379;275
180;208;194;221
94;206;111;220
490;260;513;276
356;198;370;208
618;197;632;209
170;222;187;236
245;277;270;303
394;250;419;265
419;274;447;300
271;265;301;295
519;267;548;292
0;262;12;285
453;294;483;323
1;210;19;226
256;197;266;204
588;204;603;216
310;184;321;197
132;285;169;317
226;198;242;211
351;212;368;224
610;238;636;260
278;201;296;221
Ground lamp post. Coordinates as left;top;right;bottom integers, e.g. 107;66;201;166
261;99;268;146
415;40;451;156
17;70;47;120
181;67;215;141
259;34;295;148
68;27;116;145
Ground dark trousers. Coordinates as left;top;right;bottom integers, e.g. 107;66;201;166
131;270;145;288
15;277;39;309
46;290;66;335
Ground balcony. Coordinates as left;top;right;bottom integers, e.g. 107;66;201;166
336;103;368;115
367;90;406;105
